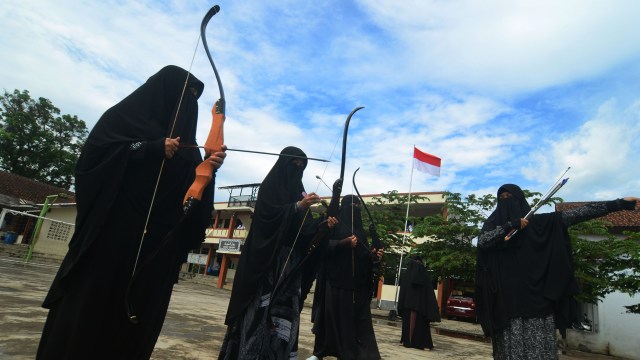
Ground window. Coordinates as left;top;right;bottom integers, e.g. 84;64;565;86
574;302;598;333
46;222;73;242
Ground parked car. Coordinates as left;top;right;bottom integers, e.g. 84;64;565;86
446;292;476;321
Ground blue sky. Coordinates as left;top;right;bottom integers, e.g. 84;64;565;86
2;0;639;205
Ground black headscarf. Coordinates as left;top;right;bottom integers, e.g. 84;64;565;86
77;65;203;252
481;184;531;236
257;146;307;209
476;184;578;336
339;195;364;232
225;146;316;324
86;65;203;149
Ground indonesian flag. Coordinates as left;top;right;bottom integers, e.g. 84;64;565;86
413;146;441;177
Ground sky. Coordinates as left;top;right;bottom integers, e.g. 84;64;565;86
2;0;639;207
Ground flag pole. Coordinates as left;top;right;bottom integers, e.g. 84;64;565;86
391;145;415;318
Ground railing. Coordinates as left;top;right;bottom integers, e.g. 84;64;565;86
231;229;248;238
227;195;256;208
206;228;228;237
205;228;248;239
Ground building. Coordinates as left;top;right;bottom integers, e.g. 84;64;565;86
0;171;75;260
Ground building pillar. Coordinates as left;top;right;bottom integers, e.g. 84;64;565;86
213;210;221;228
227;213;236;239
217;253;229;289
205;246;213;275
437;278;451;316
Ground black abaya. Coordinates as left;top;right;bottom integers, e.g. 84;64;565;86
37;66;212;360
397;257;440;350
219;147;323;360
311;195;381;360
475;184;637;359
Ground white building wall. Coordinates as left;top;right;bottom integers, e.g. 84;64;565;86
568;292;640;358
33;207;76;258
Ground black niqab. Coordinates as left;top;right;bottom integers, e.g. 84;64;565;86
225;146;315;324
482;184;531;235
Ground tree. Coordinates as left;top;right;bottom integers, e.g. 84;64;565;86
0;89;88;189
360;190;425;283
412;191;498;283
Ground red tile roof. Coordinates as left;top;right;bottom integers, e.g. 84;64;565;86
556;201;640;232
0;171;75;205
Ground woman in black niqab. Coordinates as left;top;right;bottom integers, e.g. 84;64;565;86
476;184;638;359
37;65;221;360
398;255;440;350
309;194;382;360
220;146;329;360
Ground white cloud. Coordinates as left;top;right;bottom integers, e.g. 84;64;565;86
358;0;640;94
524;99;640;201
2;0;639;205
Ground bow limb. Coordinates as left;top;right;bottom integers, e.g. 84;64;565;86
183;5;225;207
305;106;364;253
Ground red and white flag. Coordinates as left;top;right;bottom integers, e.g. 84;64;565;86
413;147;441;177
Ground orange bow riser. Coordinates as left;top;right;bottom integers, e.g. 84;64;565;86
183;5;225;210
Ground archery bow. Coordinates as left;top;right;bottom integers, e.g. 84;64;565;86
304;106;364;253
267;106;364;327
126;5;224;324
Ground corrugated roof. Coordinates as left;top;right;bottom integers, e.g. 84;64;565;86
0;171;76;206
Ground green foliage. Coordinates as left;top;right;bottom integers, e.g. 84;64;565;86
570;221;640;314
412;191;496;282
0;89;88;189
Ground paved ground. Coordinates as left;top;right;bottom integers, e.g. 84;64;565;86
0;257;626;359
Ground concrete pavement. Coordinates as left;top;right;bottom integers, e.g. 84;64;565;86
0;257;627;359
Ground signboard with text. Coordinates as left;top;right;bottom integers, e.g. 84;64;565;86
218;239;242;254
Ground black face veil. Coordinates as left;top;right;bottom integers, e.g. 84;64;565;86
482;184;532;234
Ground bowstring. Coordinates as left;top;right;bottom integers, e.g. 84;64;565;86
351;180;355;303
129;33;202;280
272;135;341;297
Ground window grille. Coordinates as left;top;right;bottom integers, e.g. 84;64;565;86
46;222;73;242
